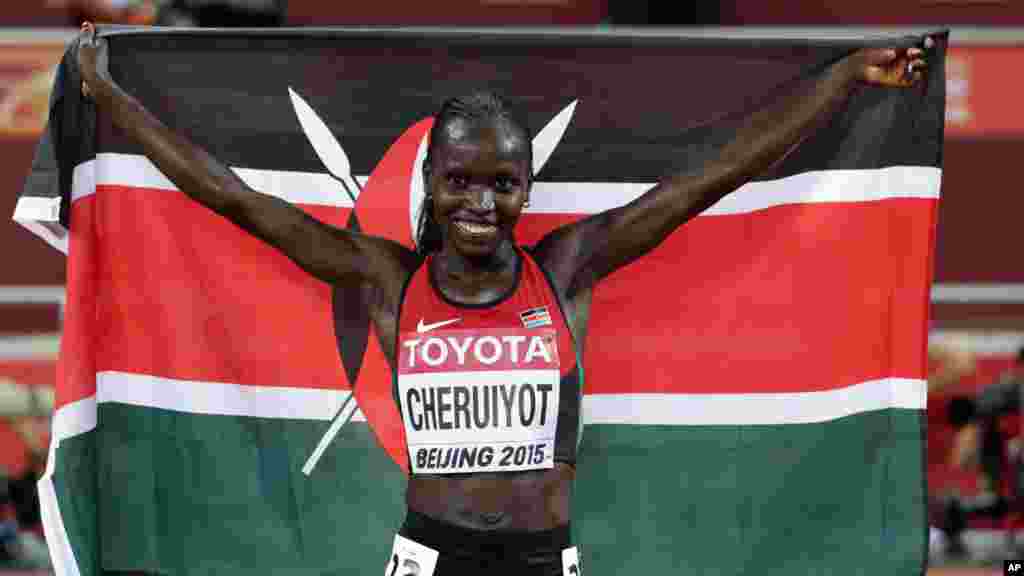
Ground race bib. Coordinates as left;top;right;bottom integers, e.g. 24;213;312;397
562;546;582;576
385;534;439;576
398;327;560;474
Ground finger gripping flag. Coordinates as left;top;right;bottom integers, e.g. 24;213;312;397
17;28;946;576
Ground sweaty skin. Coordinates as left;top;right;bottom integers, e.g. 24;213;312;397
75;23;928;534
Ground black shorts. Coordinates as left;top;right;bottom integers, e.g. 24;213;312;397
391;510;578;576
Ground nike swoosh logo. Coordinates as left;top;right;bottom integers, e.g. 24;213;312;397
416;318;461;333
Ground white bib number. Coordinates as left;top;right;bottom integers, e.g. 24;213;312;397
385;534;439;576
386;535;579;575
398;327;561;475
562;546;581;576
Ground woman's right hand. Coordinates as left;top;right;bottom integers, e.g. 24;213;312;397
77;22;113;99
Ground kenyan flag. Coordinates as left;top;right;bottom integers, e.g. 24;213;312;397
15;28;945;575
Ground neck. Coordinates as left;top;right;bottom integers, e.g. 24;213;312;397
435;241;517;280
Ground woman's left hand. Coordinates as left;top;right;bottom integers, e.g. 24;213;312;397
844;37;932;88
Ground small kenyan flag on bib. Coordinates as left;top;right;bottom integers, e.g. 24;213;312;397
520;306;552;329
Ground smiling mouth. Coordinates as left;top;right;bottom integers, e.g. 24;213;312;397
453;220;497;238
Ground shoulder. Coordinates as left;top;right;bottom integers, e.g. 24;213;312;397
354;242;425;318
518;233;579;300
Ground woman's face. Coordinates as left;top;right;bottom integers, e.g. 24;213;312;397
427;116;531;261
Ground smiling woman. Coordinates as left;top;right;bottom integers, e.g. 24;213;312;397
73;21;931;576
415;92;532;261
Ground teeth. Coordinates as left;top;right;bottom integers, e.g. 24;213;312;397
455;221;496;235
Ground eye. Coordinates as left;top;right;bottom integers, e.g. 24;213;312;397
446;174;469;190
495;176;519;192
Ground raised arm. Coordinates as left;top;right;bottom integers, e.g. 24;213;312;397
76;26;416;289
534;43;929;297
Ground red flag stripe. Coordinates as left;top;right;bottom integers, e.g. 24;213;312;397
516;198;935;395
57;184;935;408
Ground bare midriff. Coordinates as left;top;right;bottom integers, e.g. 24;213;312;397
406;462;574;532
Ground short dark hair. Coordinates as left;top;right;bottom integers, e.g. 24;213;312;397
415;91;531;255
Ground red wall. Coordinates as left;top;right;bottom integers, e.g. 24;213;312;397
0;1;608;27
287;0;607;25
719;0;1024;25
0;6;70;26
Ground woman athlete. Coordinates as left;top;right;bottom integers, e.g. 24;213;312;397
77;23;929;576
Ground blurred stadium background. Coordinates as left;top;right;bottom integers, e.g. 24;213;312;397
0;1;1021;574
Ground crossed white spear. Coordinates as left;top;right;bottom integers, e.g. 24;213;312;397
288;88;578;474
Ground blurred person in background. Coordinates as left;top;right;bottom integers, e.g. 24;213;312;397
0;66;57;137
48;0;287;26
157;0;286;26
947;346;1024;482
934;347;1024;557
929;336;977;394
0;379;53;570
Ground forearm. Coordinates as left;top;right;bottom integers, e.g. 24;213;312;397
87;77;356;282
715;60;857;185
606;60;858;255
548;44;924;292
73;29;419;291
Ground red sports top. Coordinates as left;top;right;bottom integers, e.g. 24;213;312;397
394;247;582;475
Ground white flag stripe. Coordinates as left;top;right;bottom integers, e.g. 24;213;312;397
13;195;70;253
38;396;96;576
584;377;926;426
92;370;367;422
13;195;62;222
37;473;79;576
47;372;922;444
528;166;940;214
73;153;356;207
70;157;95;203
702;166;941;215
46;397;98;470
72;154;940;215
